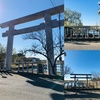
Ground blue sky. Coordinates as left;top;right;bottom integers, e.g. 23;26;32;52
65;50;100;74
64;50;100;80
65;0;100;25
0;0;63;59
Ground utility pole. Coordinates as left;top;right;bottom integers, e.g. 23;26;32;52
59;13;63;75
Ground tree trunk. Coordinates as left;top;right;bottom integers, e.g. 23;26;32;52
52;64;56;76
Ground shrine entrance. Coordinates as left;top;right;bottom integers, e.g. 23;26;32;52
70;74;92;88
0;5;64;75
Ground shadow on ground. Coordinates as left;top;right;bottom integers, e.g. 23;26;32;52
0;71;13;78
67;41;90;45
50;93;64;100
15;72;64;100
64;89;100;99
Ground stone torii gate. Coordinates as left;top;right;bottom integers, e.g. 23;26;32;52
70;74;92;88
0;5;64;74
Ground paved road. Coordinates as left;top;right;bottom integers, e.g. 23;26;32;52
64;90;100;100
64;41;100;50
0;72;64;100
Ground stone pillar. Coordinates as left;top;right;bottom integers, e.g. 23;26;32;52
76;29;78;39
82;28;84;37
86;75;88;88
93;30;95;38
99;30;100;38
44;13;54;75
87;28;89;38
74;75;76;88
6;25;14;71
70;28;73;38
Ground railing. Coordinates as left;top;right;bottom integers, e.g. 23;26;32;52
0;62;64;75
0;62;6;71
64;26;100;41
11;62;64;75
11;62;47;74
64;81;95;89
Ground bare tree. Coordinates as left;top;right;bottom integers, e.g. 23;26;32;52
22;30;64;75
64;65;73;75
91;72;100;88
92;72;100;80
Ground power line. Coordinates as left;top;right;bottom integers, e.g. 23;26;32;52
50;0;55;8
50;0;60;13
50;0;62;53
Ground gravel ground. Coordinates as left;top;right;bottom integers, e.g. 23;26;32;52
0;72;64;100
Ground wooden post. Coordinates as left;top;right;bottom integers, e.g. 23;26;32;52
93;30;95;38
82;28;84;38
6;25;14;71
44;13;54;75
74;75;76;88
87;29;89;38
0;62;1;70
86;75;88;88
70;28;72;38
67;82;69;88
76;29;78;39
42;66;44;75
37;65;39;74
70;81;72;88
99;30;100;38
27;63;28;73
22;63;24;72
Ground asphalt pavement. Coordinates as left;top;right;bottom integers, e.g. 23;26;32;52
0;72;64;100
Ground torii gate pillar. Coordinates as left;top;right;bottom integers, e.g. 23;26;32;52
6;25;14;71
44;13;54;75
